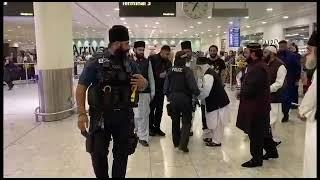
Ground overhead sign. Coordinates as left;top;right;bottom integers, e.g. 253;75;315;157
3;2;34;16
119;2;176;17
229;26;240;47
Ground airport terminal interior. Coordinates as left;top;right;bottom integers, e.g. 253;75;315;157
3;2;317;178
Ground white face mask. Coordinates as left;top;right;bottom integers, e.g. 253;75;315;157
305;47;317;69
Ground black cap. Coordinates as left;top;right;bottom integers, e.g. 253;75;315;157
134;41;145;48
196;57;209;65
307;31;317;47
181;41;192;50
246;43;261;49
109;25;129;43
175;51;188;60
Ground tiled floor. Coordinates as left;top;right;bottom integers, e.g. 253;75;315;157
3;82;306;178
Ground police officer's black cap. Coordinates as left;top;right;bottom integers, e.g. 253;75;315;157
175;51;188;60
246;43;261;49
181;41;192;50
196;57;209;65
307;31;317;47
109;25;129;43
134;41;145;48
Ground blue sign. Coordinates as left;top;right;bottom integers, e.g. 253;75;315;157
229;26;240;47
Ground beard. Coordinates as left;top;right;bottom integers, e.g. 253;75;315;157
246;57;253;64
210;54;217;59
305;53;317;69
114;47;129;62
263;55;271;63
135;53;144;59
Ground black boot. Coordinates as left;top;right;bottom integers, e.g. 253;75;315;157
282;114;289;123
139;140;149;147
241;159;263;168
155;128;166;136
149;128;156;136
263;151;279;160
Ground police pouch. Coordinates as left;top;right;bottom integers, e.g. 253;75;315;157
166;103;173;117
81;131;93;153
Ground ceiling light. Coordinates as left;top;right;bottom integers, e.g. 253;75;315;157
4;2;7;5
105;14;110;17
229;22;233;24
92;29;96;32
120;18;125;21
155;22;160;24
184;29;188;32
197;21;202;24
246;25;251;28
153;26;157;29
208;16;212;19
20;12;33;16
145;24;148;28
216;34;219;36
7;29;12;32
189;26;194;28
176;34;179;36
217;26;221;28
123;22;127;24
209;35;213;37
8;39;11;42
244;16;249;19
114;8;120;11
262;22;267;24
127;26;130;28
266;8;273;11
283;16;289;19
223;32;226;34
207;29;211;32
201;32;204;34
17;26;21;28
195;33;199;36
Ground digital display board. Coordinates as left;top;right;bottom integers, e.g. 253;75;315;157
119;2;176;17
229;26;240;47
3;2;34;16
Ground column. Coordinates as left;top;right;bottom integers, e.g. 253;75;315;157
34;2;74;121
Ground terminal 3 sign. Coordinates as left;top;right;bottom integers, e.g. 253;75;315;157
119;2;176;17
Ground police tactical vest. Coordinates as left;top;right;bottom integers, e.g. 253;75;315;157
204;68;230;112
136;57;150;93
268;58;286;103
168;66;191;97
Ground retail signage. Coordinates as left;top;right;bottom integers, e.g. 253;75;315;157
263;39;279;46
73;39;105;56
229;26;240;47
119;2;176;17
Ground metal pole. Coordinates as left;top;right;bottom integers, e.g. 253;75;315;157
25;63;29;84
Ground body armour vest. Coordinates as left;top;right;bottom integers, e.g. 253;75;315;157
136;57;151;93
268;58;286;103
205;68;230;112
168;66;191;96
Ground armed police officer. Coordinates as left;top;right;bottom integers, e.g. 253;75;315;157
163;51;200;153
76;25;148;178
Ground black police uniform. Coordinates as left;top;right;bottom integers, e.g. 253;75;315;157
163;65;200;150
78;48;140;178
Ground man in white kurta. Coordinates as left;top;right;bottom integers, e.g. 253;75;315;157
298;30;317;178
197;58;230;146
263;46;287;144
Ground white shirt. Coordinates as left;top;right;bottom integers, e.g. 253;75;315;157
299;69;317;121
270;65;287;93
198;74;214;100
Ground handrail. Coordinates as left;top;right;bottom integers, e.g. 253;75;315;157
34;104;77;122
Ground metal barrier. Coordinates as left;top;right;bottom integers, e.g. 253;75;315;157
34;104;78;122
14;63;37;84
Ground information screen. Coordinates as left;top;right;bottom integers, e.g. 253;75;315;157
119;2;176;17
229;26;240;47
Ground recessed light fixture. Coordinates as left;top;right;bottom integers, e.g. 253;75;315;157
176;34;179;36
283;16;289;19
244;16;249;19
123;22;127;24
20;12;33;16
7;29;12;32
184;29;188;32
92;29;96;32
217;26;221;28
8;39;11;42
114;8;120;11
246;25;251;28
105;14;110;17
189;26;194;28
201;32;204;34
216;34;219;36
4;2;7;5
120;18;125;21
207;29;211;32
155;22;160;24
145;24;148;28
153;26;157;29
262;22;267;24
223;32;226;34
17;26;21;28
197;21;202;24
208;16;212;19
266;8;273;11
229;21;233;24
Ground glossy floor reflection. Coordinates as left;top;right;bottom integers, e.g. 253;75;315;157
3;83;306;178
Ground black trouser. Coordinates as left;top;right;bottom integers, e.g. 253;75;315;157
171;103;192;149
3;67;14;88
201;104;208;130
282;82;296;118
90;110;133;178
248;114;278;163
149;92;165;130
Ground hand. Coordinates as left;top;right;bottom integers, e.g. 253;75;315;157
78;114;89;132
131;74;147;90
298;113;307;121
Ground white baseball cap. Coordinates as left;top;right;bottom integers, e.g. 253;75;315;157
265;46;277;54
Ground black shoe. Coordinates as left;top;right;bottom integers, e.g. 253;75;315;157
139;140;149;147
263;153;279;160
241;159;263;168
8;84;14;90
282;115;289;123
189;131;193;136
178;147;189;153
275;141;281;147
149;129;156;136
203;138;212;143
156;129;166;136
205;141;221;147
